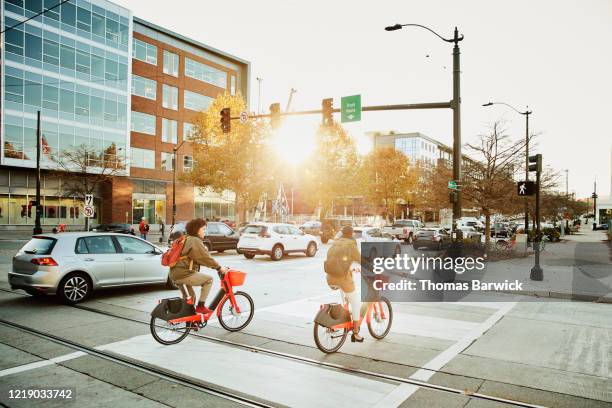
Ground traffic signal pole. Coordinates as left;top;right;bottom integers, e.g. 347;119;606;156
529;154;543;281
451;27;462;236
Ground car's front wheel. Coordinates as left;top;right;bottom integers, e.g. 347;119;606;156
57;273;91;304
270;245;284;261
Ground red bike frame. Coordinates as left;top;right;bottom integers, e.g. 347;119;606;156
167;270;244;325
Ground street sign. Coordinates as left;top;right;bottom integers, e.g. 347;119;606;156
341;95;361;123
85;194;93;206
448;180;457;189
517;181;536;196
84;205;95;218
239;111;248;124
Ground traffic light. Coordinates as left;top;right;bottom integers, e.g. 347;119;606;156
322;98;333;127
528;154;542;173
270;103;281;129
220;108;231;134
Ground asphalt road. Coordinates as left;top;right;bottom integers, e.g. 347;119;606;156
0;239;610;407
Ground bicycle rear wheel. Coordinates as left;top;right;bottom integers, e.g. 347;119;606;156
150;316;191;345
218;291;254;332
367;297;393;339
313;323;348;353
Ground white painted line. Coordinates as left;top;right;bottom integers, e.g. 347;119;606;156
0;351;86;377
101;335;398;408
373;383;419;408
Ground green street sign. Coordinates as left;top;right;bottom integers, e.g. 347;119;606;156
341;95;361;123
448;180;457;190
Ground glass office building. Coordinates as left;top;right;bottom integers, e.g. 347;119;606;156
1;0;131;227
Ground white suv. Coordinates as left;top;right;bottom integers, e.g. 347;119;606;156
237;223;318;261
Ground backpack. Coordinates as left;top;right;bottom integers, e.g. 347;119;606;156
324;243;352;277
161;235;186;267
145;224;150;232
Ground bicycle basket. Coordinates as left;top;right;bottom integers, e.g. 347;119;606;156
226;270;246;286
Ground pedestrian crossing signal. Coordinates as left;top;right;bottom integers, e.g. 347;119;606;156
517;181;536;196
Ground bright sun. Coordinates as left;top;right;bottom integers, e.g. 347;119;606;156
271;118;317;164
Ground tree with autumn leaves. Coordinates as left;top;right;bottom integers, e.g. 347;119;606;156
185;93;277;224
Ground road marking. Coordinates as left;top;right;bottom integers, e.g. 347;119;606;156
0;351;86;377
384;302;517;406
101;334;399;407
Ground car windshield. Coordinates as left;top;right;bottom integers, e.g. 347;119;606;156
21;237;57;255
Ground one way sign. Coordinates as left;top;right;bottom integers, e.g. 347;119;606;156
517;181;535;196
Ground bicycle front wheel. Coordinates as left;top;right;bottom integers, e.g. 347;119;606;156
367;297;393;339
218;291;254;332
313;323;348;354
150;316;191;345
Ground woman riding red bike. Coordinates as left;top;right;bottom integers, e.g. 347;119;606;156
169;218;228;314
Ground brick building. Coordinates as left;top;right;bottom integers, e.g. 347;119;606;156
0;0;249;230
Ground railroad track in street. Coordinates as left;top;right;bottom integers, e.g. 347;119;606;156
0;316;275;408
0;289;547;407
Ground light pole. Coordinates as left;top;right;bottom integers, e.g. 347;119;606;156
256;77;263;114
33;111;42;235
385;23;464;234
483;102;532;234
171;139;186;229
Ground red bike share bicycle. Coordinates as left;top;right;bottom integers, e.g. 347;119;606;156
313;288;393;353
150;269;254;345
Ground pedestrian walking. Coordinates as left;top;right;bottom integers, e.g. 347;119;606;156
139;217;149;240
159;218;166;242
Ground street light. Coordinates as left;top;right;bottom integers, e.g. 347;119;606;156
171;139;186;229
385;23;464;234
483;101;532;234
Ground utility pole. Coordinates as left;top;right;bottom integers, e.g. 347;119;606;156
451;27;462;236
33;111;43;235
285;88;297;112
592;179;598;229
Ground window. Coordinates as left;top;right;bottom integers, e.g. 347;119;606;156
77;236;117;254
131;147;155;169
131;111;156;135
163;50;179;77
161;152;174;171
132;38;157;65
183;122;194;139
115;235;154;254
184;57;227;88
131;75;156;100
162;85;178;110
183;155;193;172
162;119;177;143
184;90;212;111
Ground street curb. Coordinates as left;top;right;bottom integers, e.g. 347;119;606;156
498;289;612;304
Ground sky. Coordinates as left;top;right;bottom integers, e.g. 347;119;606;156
116;0;612;197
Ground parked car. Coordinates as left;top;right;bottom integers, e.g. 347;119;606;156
449;226;483;243
9;233;171;304
353;227;402;260
457;217;485;231
383;219;423;243
491;222;510;237
167;221;239;252
91;223;135;235
237;223;318;261
320;218;353;244
595;223;609;230
299;220;322;236
413;228;452;250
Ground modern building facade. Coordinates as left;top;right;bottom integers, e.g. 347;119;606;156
1;0;249;229
368;131;454;167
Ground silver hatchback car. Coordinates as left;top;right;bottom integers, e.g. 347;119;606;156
9;233;173;304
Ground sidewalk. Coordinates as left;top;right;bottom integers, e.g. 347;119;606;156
480;229;612;302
